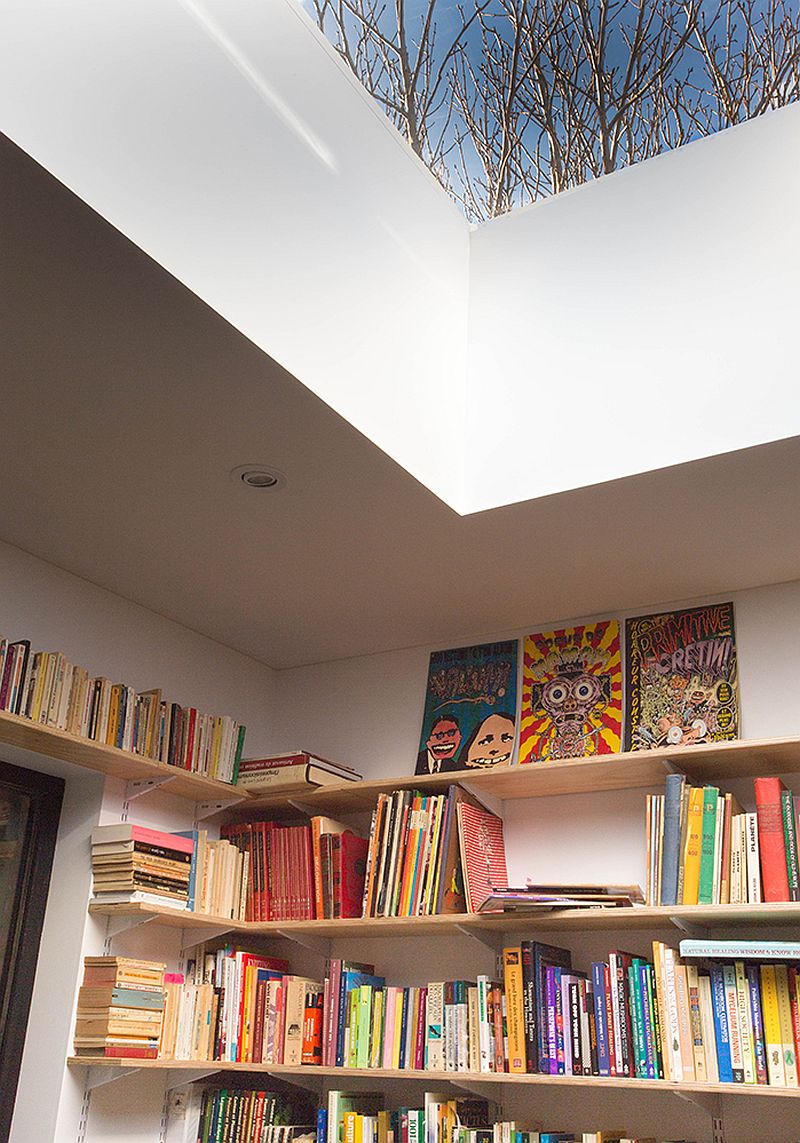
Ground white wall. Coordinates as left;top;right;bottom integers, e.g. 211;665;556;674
463;103;800;512
0;540;277;1143
0;0;469;511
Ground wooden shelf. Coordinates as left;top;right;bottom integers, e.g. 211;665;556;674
0;707;241;802
65;1058;800;1097
5;707;800;811
241;734;800;814
87;900;800;939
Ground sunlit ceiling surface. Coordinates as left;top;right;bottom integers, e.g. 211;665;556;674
309;0;800;221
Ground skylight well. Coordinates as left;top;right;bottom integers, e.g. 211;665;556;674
309;0;800;224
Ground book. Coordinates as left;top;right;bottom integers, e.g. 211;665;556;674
236;763;360;791
415;641;518;775
519;619;622;763
625;602;739;750
456;802;508;915
754;777;791;902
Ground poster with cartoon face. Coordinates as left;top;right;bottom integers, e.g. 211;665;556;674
625;602;739;751
415;641;518;775
519;620;622;763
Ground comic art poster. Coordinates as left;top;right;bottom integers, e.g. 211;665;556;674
518;620;622;764
625;602;739;751
415;641;518;775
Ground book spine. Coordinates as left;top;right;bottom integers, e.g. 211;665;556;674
755;777;791;902
698;786;719;904
709;964;734;1083
782;789;800;902
660;774;685;906
520;940;537;1073
591;963;610;1077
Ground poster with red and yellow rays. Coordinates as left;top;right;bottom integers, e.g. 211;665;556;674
519;620;622;764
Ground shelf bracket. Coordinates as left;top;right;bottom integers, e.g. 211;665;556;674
671;1089;722;1118
124;775;178;803
668;916;711;939
659;758;686;776
164;1067;219;1090
194;795;247;821
84;1065;141;1090
180;924;235;950
275;929;332;958
103;913;157;943
265;1069;325;1095
457;782;502;818
454;923;503;954
449;1076;503;1097
287;798;322;816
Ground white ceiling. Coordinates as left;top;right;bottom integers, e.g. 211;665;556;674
3;133;800;669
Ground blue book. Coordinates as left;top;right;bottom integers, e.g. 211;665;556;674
591;962;610;1076
710;965;734;1082
660;772;685;906
316;1107;328;1143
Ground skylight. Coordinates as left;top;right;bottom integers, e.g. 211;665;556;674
309;0;800;223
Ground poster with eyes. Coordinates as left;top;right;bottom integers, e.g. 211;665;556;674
519;620;622;763
415;641;518;775
625;602;739;751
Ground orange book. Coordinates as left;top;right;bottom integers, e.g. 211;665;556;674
681;786;705;904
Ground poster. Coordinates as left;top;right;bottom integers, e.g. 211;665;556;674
415;641;518;774
518;620;622;763
625;602;739;751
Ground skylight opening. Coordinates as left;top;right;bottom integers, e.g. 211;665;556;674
308;0;800;224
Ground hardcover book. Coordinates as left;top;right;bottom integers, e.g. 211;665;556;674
519;620;622;763
456;802;508;914
415;641;518;775
625;602;739;751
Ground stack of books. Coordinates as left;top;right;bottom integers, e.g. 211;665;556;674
235;750;361;793
90;823;194;910
645;773;800;906
73;956;165;1058
0;634;246;781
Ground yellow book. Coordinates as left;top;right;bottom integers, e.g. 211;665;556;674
106;683;121;746
344;1112;358;1143
502;946;526;1073
650;941;672;1081
760;965;786;1086
681;786;704;904
29;651;48;722
774;964;799;1087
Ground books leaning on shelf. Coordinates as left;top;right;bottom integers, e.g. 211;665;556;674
194;1089;315;1143
0;634;246;782
73;956;165;1058
644;773;800;906
361;786;506;918
235;751;362;792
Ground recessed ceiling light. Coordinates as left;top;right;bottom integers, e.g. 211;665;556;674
229;464;286;491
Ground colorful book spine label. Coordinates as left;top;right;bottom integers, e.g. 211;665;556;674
591;962;610;1077
709;965;734;1083
755;777;791;902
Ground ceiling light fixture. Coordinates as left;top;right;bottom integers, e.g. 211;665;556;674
229;464;286;491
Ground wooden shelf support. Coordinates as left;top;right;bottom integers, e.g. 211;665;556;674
275;930;332;958
84;1065;141;1090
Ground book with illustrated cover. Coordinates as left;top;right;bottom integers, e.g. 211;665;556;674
519;620;622;763
415;641;518;775
625;602;739;751
456;801;508;914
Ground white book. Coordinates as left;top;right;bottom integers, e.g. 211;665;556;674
746;812;762;903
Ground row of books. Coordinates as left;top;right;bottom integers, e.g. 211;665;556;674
645;774;800;906
196;1089;313;1143
91;823;251;918
221;818;368;922
0;635;246;781
361;788;507;918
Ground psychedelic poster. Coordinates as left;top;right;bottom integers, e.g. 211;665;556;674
625;602;739;751
518;620;622;763
415;641;518;775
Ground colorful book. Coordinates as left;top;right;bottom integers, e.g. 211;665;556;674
456;802;508;915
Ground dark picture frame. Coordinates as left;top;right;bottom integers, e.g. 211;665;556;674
0;758;64;1143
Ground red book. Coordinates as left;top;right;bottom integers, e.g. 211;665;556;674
338;832;369;919
456;801;509;914
755;776;791;901
100;1044;159;1059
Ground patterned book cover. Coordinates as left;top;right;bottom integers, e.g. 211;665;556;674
456;801;508;914
518;620;622;764
415;640;518;775
625;602;739;751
